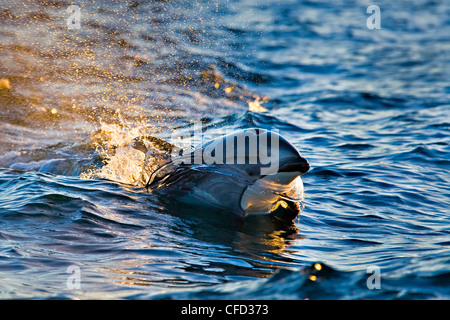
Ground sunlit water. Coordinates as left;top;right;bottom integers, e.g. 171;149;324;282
0;0;449;299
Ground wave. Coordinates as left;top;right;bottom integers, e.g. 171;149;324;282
137;262;450;300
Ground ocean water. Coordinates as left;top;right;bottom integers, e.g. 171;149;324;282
0;0;449;299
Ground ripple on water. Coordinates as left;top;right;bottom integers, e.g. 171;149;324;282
0;0;450;299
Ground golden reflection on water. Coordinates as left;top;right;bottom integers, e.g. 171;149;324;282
98;223;304;288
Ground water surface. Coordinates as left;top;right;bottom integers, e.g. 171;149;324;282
0;0;449;299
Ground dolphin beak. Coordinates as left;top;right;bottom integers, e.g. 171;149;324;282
278;157;310;174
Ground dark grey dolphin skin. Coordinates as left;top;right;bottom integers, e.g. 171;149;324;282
132;128;310;223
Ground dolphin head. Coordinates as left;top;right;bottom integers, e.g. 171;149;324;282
200;128;309;176
144;128;310;224
225;129;310;222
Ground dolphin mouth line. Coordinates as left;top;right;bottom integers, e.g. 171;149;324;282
277;192;305;203
278;162;310;174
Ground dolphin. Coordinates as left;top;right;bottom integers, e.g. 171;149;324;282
131;128;310;224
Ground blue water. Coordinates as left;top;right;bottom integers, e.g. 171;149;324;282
0;0;449;299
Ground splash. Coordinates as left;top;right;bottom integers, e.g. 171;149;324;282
81;111;154;186
248;96;269;112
